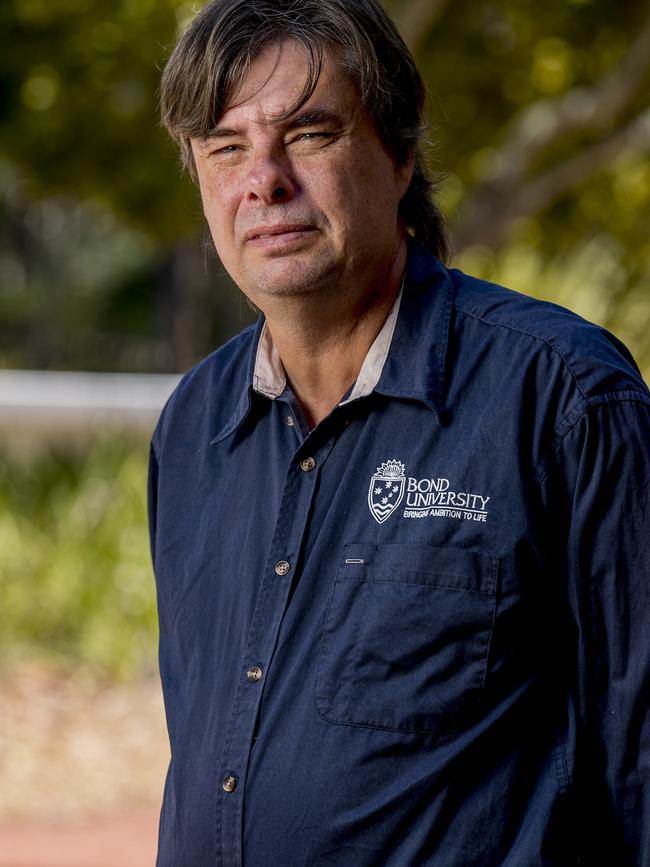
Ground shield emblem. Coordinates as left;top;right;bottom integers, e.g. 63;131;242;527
368;460;406;524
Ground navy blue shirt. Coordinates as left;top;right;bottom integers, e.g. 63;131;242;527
149;246;650;866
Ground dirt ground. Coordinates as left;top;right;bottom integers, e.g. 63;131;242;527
0;808;160;867
0;664;169;867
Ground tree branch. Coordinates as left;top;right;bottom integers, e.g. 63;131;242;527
512;109;650;219
452;12;650;253
490;13;650;187
454;108;650;252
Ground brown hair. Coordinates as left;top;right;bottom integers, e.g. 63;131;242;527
160;0;448;261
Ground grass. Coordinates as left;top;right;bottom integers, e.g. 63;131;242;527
1;436;157;681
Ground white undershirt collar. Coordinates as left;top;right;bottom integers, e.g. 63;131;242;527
251;285;404;405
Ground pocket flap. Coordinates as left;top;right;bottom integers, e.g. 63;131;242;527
340;543;497;594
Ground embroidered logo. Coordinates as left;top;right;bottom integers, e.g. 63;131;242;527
368;459;491;524
368;460;406;524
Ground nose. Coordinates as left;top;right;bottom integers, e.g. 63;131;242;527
246;151;294;205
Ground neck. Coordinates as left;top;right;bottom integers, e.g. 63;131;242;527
261;238;408;428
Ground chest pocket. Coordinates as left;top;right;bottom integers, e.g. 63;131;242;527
315;543;498;736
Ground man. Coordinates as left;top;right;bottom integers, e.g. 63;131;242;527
149;1;650;864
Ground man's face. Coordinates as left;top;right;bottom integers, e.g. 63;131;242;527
190;40;413;307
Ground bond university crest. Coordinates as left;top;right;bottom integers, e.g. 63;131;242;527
368;460;406;524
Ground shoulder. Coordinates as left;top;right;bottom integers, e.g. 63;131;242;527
448;268;648;405
152;321;259;453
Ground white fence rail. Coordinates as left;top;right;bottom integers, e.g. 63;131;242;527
0;370;181;436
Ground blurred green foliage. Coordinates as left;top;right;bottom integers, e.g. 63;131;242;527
0;438;156;680
0;0;197;242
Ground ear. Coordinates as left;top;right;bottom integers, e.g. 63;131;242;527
394;149;415;201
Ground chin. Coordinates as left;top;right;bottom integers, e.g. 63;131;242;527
242;259;339;300
252;279;324;300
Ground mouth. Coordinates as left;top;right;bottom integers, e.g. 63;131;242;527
245;225;317;247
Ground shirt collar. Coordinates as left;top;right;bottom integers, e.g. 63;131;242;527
339;286;403;405
252;320;286;399
249;282;404;406
373;244;453;425
211;244;453;443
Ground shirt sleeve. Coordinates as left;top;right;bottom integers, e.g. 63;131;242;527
147;439;159;574
543;396;650;863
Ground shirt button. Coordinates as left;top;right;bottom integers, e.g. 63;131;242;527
247;665;263;683
300;457;316;472
286;416;294;427
275;560;291;576
222;775;237;793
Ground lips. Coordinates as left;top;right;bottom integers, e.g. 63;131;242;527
244;224;315;242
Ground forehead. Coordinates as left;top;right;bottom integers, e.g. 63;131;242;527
224;39;356;123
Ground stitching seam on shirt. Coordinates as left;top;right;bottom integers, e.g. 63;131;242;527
584;390;650;407
481;558;499;690
454;305;591;405
364;578;494;596
313;706;476;738
535;396;650;486
436;278;454;401
553;735;570;794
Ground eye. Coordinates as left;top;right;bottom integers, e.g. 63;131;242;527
206;143;244;159
290;131;335;145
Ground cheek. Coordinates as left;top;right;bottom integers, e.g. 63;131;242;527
200;178;239;237
340;149;399;221
306;159;370;228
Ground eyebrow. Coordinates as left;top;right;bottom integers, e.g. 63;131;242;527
287;108;343;128
203;126;240;140
202;107;343;141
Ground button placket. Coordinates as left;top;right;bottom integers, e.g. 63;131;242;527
217;431;339;865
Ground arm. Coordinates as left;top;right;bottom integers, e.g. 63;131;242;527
544;397;650;863
147;440;159;573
